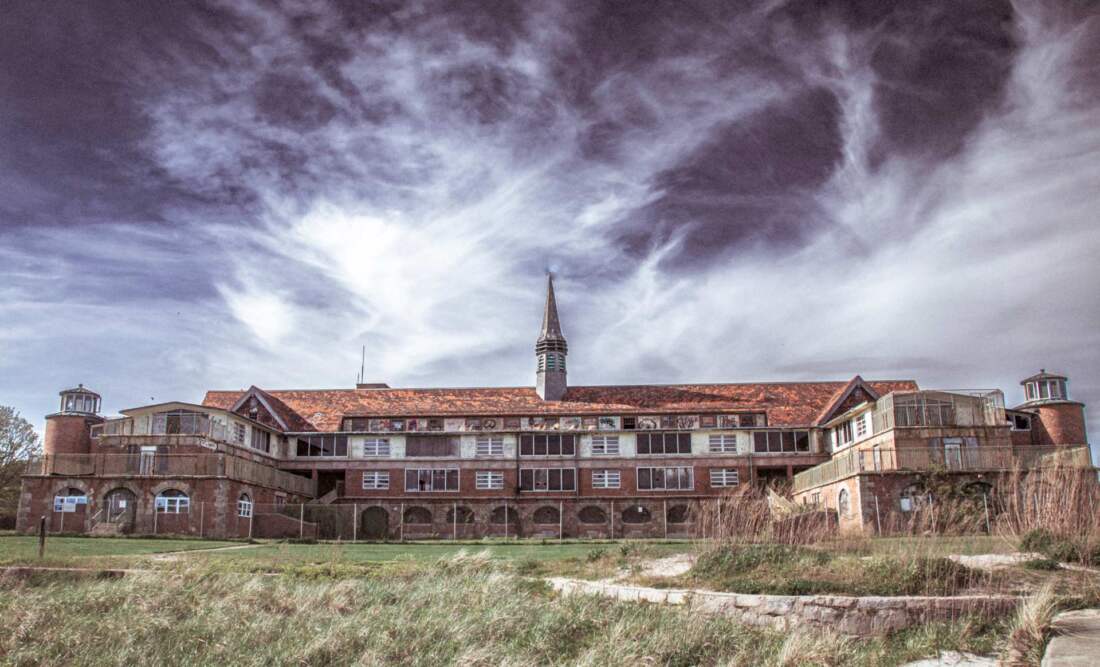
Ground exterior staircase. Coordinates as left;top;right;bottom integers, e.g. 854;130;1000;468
307;482;343;505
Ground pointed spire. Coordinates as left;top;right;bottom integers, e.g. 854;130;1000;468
539;273;565;341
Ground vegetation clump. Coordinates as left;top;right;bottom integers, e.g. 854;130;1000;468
690;544;979;597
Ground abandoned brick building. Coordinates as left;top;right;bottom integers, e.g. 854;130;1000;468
17;277;1095;538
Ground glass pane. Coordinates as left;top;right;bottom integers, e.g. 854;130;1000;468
562;435;575;456
637;434;650;455
335;436;348;457
782;432;795;452
548;469;561;490
563;469;575;490
446;469;458;490
534;435;547;456
653;468;665;489
754;432;768;453
520;469;533;490
405;470;418;491
796;431;810;451
548;435;561;456
638;468;651;490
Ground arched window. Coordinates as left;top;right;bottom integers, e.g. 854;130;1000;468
533;506;560;524
621;505;651;524
156;489;190;514
446;506;474;524
578;506;607;524
837;489;850;518
490;506;519;525
667;504;690;524
237;494;253;518
53;488;87;513
403;506;432;524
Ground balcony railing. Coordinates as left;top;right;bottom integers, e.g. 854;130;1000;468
28;453;315;497
91;415;230;442
871;390;1006;433
793;445;1093;493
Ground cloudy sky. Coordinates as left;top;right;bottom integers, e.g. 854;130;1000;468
1;0;1098;439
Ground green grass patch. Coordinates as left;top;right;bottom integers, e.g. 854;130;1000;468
0;536;238;565
687;544;983;596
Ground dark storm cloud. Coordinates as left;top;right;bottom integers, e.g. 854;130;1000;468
1;0;1099;450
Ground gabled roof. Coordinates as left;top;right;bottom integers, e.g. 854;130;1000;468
814;375;882;425
201;379;918;432
227;386;317;432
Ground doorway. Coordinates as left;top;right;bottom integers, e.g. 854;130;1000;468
104;488;137;528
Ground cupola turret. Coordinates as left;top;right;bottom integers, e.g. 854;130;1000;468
44;384;104;458
1016;370;1088;447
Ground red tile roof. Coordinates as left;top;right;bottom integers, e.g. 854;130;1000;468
202;379;918;432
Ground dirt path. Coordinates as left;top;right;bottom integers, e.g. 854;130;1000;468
1041;609;1100;666
151;542;266;561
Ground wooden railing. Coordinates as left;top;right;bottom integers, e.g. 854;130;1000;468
30;453;316;497
793;445;1093;493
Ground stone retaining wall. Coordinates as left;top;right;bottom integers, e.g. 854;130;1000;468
547;578;1019;637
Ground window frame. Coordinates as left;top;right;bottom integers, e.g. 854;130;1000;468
404;468;460;492
590;435;620;456
362;471;390;490
155;491;190;514
591;469;621;489
710;468;740;488
636;432;692;455
708;434;737;453
475;436;505;457
636;466;694;491
237;494;253;518
475;471;504;490
518;434;577;457
518;467;577;492
362;438;391;457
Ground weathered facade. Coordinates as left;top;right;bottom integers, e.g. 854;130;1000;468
17;281;1095;539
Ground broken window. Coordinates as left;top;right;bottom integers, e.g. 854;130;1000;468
519;434;576;456
636;432;691;455
578;506;607;524
519;467;576;491
636;466;693;491
295;435;348;457
405;436;458;457
404;468;459;492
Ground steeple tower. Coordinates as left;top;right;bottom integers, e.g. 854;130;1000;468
536;274;568;401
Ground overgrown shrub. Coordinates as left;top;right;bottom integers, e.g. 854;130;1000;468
860;557;974;596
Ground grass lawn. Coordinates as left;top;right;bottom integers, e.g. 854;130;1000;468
182;540;692;568
0;536;239;565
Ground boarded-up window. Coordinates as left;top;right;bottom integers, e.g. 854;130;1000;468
533;506;560;524
446;506;475;524
490;506;519;524
519;468;576;491
667;505;690;524
578;506;607;524
406;436;459;457
403;506;432;524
